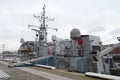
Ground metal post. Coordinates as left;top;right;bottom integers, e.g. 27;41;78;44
2;44;5;52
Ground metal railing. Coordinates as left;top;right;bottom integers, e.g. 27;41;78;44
0;70;10;80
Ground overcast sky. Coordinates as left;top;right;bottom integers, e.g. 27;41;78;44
0;0;120;52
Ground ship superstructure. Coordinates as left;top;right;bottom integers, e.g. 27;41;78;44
18;5;57;61
16;5;120;77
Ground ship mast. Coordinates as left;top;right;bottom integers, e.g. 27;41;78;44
32;4;48;44
28;5;57;56
28;5;45;44
39;5;47;43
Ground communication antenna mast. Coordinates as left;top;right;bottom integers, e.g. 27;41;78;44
28;4;57;57
28;4;57;43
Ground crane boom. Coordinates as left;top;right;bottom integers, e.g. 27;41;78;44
98;43;120;58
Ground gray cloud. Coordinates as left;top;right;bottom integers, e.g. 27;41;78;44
87;26;106;34
110;29;120;35
85;21;106;34
1;0;120;51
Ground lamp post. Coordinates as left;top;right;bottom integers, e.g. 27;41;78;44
1;43;7;53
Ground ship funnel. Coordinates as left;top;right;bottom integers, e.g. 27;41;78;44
70;28;81;40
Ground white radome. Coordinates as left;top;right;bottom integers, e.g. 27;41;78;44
70;28;81;40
